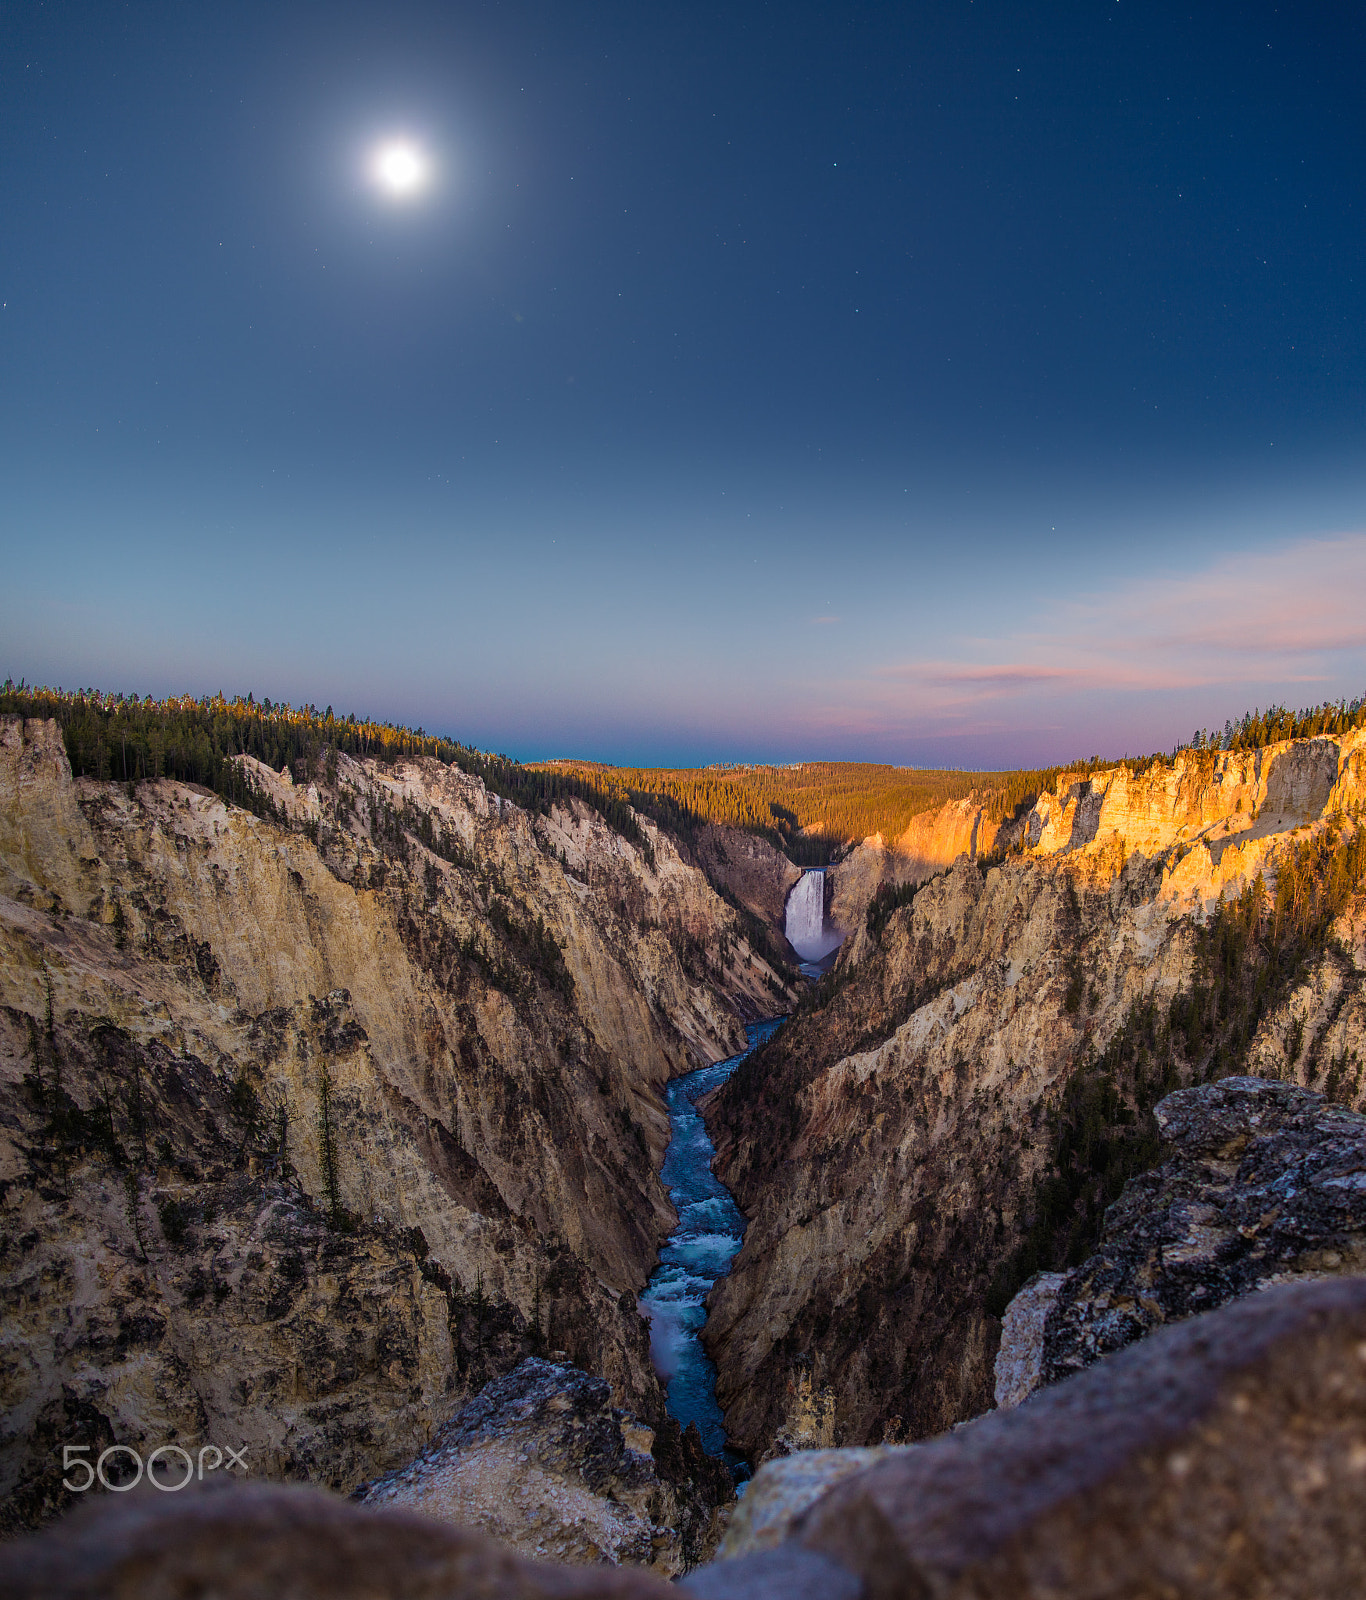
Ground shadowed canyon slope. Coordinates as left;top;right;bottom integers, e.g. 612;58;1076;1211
691;826;802;963
704;733;1366;1455
0;716;793;1534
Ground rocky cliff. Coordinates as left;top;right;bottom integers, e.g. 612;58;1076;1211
704;732;1366;1456
0;716;793;1534
995;1076;1366;1401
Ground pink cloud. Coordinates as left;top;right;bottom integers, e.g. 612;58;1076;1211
1067;536;1366;663
794;531;1366;747
878;663;1084;689
895;533;1365;701
604;531;1366;759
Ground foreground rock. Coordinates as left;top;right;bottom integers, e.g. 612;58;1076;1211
783;1277;1366;1599
0;1480;674;1600
8;1279;1366;1599
712;1446;903;1560
356;1358;731;1576
992;1272;1067;1409
1001;1075;1366;1399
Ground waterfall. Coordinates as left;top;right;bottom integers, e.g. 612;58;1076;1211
784;869;844;963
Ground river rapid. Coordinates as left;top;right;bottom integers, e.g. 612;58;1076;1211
639;1017;783;1478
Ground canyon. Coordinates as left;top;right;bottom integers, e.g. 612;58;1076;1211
4;703;1366;1583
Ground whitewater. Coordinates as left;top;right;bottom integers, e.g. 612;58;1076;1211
638;1018;782;1477
785;867;844;968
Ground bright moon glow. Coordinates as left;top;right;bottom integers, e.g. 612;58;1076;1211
370;141;429;197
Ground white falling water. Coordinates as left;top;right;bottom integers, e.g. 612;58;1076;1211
784;869;844;963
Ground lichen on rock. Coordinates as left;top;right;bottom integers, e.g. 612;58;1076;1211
1015;1075;1366;1395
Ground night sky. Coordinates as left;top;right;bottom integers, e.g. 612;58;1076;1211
3;2;1364;766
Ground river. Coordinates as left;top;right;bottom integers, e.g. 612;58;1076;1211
638;1017;784;1478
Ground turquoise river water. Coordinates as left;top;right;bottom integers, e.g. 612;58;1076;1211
638;1017;783;1479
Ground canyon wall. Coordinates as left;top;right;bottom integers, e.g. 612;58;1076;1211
827;797;1003;945
826;735;1365;952
705;732;1366;1456
0;717;793;1534
690;824;802;963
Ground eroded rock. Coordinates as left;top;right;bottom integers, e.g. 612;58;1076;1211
706;735;1366;1458
692;826;801;962
0;715;792;1537
355;1358;731;1576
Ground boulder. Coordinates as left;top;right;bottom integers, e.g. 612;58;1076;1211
993;1273;1066;1409
0;1480;672;1600
713;1447;903;1559
355;1358;730;1576
795;1278;1366;1599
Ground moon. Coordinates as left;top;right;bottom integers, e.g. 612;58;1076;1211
370;140;429;199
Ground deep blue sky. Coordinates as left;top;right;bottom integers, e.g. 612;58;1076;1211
3;1;1364;766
